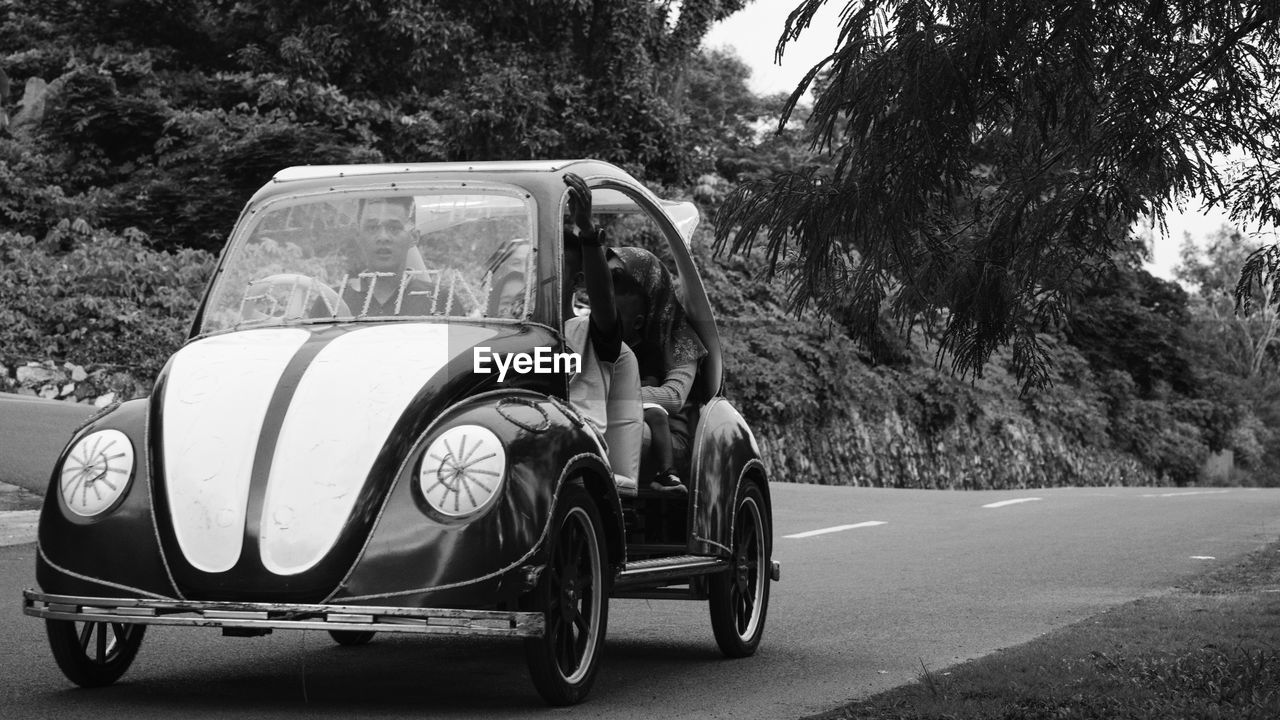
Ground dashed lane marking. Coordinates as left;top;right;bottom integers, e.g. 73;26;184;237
784;521;886;539
982;497;1042;509
1190;556;1217;560
1142;490;1231;498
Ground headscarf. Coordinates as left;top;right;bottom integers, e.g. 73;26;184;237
608;247;707;378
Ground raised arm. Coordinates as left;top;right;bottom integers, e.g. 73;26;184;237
564;173;619;359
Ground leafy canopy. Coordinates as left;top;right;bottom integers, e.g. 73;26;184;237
1181;226;1280;379
714;0;1280;387
0;0;751;250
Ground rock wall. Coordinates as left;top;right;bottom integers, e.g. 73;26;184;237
755;407;1156;488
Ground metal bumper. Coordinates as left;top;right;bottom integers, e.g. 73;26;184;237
23;590;544;638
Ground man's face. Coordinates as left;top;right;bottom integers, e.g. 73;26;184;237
357;200;414;274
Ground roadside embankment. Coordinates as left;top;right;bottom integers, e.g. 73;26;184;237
811;539;1280;719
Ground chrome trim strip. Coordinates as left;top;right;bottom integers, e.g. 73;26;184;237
23;590;543;638
614;556;728;589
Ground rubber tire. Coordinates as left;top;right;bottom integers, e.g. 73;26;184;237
708;480;771;658
45;619;146;687
523;482;609;706
328;630;376;646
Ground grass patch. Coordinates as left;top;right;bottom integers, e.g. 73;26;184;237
812;542;1280;720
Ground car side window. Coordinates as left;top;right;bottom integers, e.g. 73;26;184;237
588;192;684;300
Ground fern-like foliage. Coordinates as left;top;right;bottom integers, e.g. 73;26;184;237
715;0;1280;388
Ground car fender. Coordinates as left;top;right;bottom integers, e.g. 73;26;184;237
328;389;623;607
36;399;182;600
689;397;771;558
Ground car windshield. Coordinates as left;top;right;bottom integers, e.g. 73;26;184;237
199;185;536;335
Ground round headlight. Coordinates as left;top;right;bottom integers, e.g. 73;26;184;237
419;425;506;518
60;429;135;517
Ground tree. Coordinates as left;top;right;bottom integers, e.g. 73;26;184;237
713;0;1280;387
677;47;764;178
1066;265;1195;397
1178;225;1280;378
0;0;752;250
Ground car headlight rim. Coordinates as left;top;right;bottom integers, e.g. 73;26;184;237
59;429;135;518
417;424;506;520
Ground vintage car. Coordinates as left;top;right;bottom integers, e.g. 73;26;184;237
22;159;778;705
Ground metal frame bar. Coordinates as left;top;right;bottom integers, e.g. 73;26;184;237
23;590;543;638
614;555;728;590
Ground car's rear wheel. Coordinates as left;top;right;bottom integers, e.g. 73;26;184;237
328;630;375;646
708;480;770;657
523;482;609;706
45;619;146;687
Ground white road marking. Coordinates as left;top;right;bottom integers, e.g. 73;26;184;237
784;521;886;539
1190;556;1216;560
1142;490;1231;498
982;497;1042;509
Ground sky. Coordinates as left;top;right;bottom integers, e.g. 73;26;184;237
701;1;1233;280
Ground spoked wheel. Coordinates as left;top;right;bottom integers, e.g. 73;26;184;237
523;483;609;706
709;480;771;657
328;630;375;646
45;619;146;687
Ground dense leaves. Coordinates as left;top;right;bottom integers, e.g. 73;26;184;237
1186;228;1280;378
715;0;1280;387
0;0;751;251
0;226;215;380
1176;227;1280;479
1068;267;1195;396
1;0;1276;486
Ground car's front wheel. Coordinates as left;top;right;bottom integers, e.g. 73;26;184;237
523;482;609;706
708;479;771;657
45;619;146;687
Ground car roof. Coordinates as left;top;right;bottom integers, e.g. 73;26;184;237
262;160;701;242
270;159;618;183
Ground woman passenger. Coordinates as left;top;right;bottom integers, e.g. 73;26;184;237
609;247;707;494
561;176;643;492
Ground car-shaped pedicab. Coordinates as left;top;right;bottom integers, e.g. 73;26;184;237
23;159;778;705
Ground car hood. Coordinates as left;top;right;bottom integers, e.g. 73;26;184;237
155;322;506;583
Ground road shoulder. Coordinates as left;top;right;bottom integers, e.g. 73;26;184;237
0;481;42;547
811;538;1280;719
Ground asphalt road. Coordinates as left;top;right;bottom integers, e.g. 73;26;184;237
3;395;1280;718
0;394;96;494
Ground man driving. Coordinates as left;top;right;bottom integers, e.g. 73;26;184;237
313;196;435;317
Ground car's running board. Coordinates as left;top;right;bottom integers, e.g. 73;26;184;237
614;555;728;589
22;590;543;638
